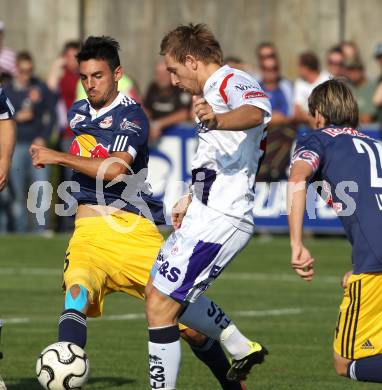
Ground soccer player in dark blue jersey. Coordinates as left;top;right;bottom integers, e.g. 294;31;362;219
30;36;246;390
0;88;15;191
288;78;382;383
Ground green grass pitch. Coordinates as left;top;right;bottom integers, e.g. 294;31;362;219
0;234;377;389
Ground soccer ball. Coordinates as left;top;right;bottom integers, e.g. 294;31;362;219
36;342;90;390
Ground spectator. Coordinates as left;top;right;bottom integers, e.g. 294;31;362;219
372;43;382;125
47;41;80;231
326;45;345;77
345;59;377;125
0;21;16;82
373;42;382;82
293;51;329;125
47;41;80;162
253;41;278;81
259;56;293;125
4;51;55;233
144;60;191;141
257;56;295;181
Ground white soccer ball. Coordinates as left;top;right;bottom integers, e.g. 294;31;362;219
36;342;90;390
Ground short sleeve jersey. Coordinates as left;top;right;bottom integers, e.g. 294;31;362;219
192;65;272;233
0;88;15;120
67;92;165;225
291;126;382;273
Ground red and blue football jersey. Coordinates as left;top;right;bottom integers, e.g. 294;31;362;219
67;92;165;224
292;126;382;273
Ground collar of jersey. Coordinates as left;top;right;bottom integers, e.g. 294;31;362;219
203;65;231;96
87;92;124;121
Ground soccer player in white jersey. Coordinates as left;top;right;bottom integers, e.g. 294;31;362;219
145;24;272;389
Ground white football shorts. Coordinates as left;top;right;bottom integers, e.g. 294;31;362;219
151;199;252;303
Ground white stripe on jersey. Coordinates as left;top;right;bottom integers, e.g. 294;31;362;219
113;135;121;150
121;136;128;151
6;98;15;116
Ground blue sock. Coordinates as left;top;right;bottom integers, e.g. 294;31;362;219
348;354;382;382
191;338;242;390
58;309;87;349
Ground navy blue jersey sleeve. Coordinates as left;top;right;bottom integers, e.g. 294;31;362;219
0;88;15;120
291;133;324;173
110;107;149;159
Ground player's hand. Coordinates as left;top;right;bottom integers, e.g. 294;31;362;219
0;161;10;191
341;271;353;289
291;244;315;282
193;96;218;129
171;194;192;230
29;144;61;168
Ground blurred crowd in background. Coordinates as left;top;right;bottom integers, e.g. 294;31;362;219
1;18;382;234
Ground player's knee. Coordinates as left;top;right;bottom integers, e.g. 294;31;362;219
333;352;351;377
180;328;207;347
145;287;180;326
65;284;89;313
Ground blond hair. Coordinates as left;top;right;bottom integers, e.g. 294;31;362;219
160;23;223;65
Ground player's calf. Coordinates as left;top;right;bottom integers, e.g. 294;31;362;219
58;284;89;349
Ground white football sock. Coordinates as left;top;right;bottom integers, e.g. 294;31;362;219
148;326;181;389
220;324;251;360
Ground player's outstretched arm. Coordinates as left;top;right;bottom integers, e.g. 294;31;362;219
29;144;133;181
0;118;16;191
288;160;315;281
193;97;264;131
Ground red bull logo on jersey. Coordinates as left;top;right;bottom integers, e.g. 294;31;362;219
99;115;113;129
69;134;110;158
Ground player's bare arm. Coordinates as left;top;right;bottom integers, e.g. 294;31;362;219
29;144;133;181
171;193;192;230
0;118;16;191
288;160;315;281
194;97;264;130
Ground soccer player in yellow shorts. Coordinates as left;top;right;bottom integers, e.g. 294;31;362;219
30;35;246;390
288;78;382;383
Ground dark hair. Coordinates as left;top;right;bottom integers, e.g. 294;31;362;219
299;51;320;72
308;78;359;128
160;23;223;65
63;40;80;54
77;36;120;71
256;41;277;56
327;45;343;56
16;51;33;63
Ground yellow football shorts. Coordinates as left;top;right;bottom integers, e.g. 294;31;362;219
63;212;163;317
334;273;382;360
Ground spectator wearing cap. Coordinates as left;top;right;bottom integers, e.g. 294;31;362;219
0;21;16;82
326;45;345;78
345;59;377;125
293;51;329;126
144;60;191;142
